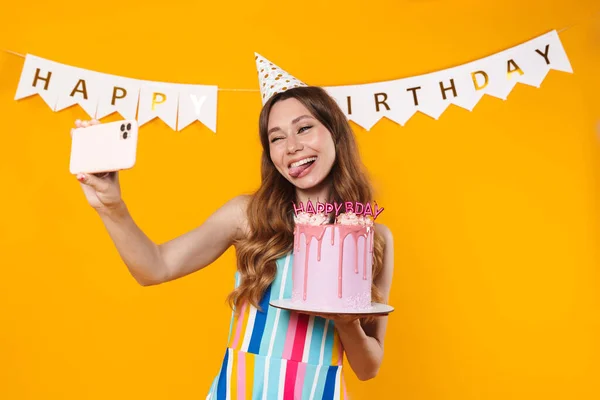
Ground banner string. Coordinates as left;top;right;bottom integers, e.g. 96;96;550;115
2;10;598;92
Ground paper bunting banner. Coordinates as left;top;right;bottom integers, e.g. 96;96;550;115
319;30;572;130
177;85;218;132
12;29;572;133
14;54;218;132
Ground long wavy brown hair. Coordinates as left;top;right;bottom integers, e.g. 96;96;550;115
227;86;385;312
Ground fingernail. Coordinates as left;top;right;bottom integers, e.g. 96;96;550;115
77;174;86;182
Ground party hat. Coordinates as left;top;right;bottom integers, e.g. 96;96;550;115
255;53;307;104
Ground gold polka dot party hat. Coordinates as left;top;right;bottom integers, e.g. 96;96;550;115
255;53;307;105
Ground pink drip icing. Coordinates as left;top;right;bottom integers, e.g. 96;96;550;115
336;225;369;298
317;235;323;261
303;239;309;300
294;226;299;253
363;230;369;280
338;234;344;298
296;224;371;301
354;240;359;274
296;225;329;302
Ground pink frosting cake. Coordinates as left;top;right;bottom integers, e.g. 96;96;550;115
291;212;375;311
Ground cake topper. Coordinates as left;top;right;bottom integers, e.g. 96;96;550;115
292;200;384;220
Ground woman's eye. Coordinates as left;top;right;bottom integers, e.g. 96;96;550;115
298;126;312;133
270;137;283;143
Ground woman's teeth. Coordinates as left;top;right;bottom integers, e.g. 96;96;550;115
290;157;317;168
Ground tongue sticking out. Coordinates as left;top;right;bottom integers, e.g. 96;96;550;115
289;160;315;178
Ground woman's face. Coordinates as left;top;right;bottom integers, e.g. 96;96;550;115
267;98;336;189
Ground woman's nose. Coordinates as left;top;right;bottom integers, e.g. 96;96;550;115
287;135;302;153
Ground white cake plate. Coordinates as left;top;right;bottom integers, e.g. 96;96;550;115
269;299;394;316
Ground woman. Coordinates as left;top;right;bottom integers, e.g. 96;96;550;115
73;86;394;399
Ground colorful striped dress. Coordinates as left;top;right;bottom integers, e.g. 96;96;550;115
206;252;347;400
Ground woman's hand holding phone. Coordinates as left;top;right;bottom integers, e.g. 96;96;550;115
71;119;124;213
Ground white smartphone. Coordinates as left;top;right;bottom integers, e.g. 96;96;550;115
69;120;138;175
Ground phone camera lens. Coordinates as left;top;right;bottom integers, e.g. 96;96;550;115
120;124;125;132
127;123;132;130
123;132;128;139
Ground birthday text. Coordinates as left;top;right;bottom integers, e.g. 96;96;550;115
292;200;384;220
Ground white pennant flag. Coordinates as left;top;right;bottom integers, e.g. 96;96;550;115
15;54;66;110
412;70;456;120
95;75;141;120
137;82;179;130
177;84;218;132
54;66;106;117
446;63;485;112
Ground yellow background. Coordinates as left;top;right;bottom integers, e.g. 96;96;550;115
1;1;599;399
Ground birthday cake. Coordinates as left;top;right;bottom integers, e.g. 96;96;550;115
291;201;384;312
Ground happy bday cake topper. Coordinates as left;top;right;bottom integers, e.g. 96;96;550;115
292;200;384;220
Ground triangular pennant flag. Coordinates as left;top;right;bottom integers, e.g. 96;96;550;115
95;75;141;120
55;67;106;118
137;82;179;130
177;84;218;133
15;54;65;110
